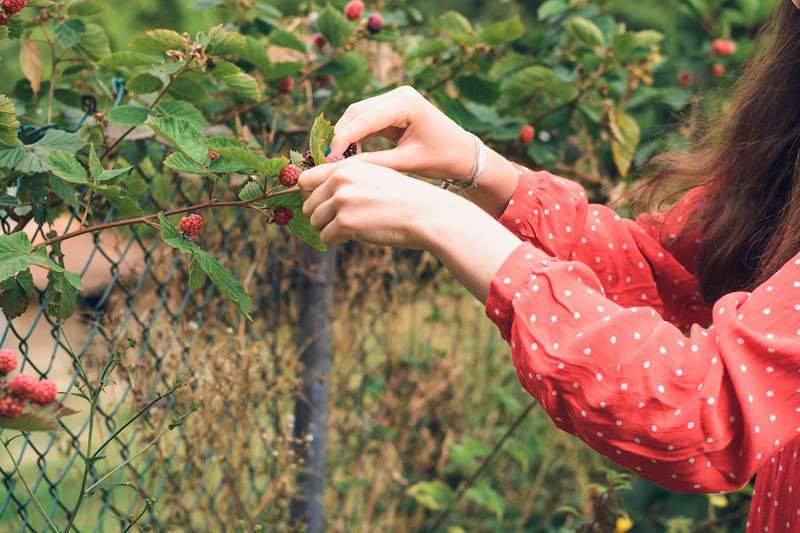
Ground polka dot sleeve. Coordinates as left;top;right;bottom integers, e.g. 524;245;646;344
486;238;800;494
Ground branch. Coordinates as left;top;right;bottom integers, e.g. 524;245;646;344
37;187;299;249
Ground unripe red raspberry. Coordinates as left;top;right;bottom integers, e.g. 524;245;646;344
367;13;384;34
677;72;692;87
711;38;736;57
519;124;535;145
31;379;57;405
344;0;364;21
0;12;10;26
317;74;333;88
325;154;345;164
208;150;219;161
179;214;204;238
279;164;301;187
312;33;326;50
711;63;725;77
9;373;37;400
2;0;27;15
343;143;358;158
273;207;293;226
0;397;23;418
278;76;294;95
0;349;17;375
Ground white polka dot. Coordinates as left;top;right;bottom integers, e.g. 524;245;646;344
766;366;775;373
707;397;715;405
651;425;658;432
529;314;536;322
687;421;695;429
764;308;772;316
676;369;684;377
740;364;748;373
658;385;665;393
767;390;775;397
620;383;628;391
596;373;603;381
583;347;591;356
770;415;777;422
610;336;617;344
503;277;511;285
643;361;651;369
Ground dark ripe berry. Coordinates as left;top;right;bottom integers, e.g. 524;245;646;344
0;349;17;375
343;143;358;158
279;164;302;187
32;380;57;405
2;0;26;15
273;207;293;226
518;124;535;145
278;76;294;95
317;75;333;88
367;13;384;34
677;72;692;87
179;214;204;238
344;0;364;21
0;397;23;418
325;154;344;164
312;33;326;50
304;151;316;168
208;150;219;161
9;373;37;400
711;38;736;57
711;63;725;77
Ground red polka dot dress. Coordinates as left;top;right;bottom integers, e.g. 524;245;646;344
485;165;800;532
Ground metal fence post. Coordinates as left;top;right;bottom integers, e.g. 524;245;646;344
290;243;337;532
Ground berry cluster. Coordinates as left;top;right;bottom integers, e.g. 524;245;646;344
179;214;204;238
280;164;301;187
341;1;384;34
0;349;59;419
0;0;26;26
272;207;293;226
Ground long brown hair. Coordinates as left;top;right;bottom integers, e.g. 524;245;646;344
640;1;800;306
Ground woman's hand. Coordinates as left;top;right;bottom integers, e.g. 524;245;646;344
298;159;522;301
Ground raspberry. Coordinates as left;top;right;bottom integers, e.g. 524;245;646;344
711;39;736;57
519;124;535;145
0;349;17;375
0;13;10;26
325;154;344;164
31;379;57;405
312;33;326;50
278;76;294;95
273;207;293;226
279;164;301;187
317;74;333;88
208;150;219;161
711;63;725;77
343;143;358;158
0;397;23;418
2;0;26;15
677;72;692;87
367;13;384;34
179;214;204;238
9;373;37;400
344;0;364;21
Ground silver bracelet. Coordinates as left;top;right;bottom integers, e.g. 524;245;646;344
441;133;487;191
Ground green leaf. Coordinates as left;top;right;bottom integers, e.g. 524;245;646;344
238;180;263;202
75;23;110;61
45;150;89;183
502;65;557;101
130;29;186;54
100;51;161;68
0;94;20;146
45;270;78;322
0;130;84;174
54;19;86;50
0;269;35;319
317;5;353;48
263;61;304;81
260;156;288;178
188;255;207;292
538;0;569;20
206;25;245;56
0;401;78;432
438;11;473;37
464;482;505;520
88;144;132;181
48;174;80;209
147;115;207;163
212;145;264;172
157;100;208;130
94;184;145;217
269;29;307;53
0;233;81;289
455;75;500;106
406;481;455;511
67;0;107;16
566;16;605;49
479;15;524;46
265;191;326;251
309;114;334;166
164;152;206;174
127;72;164;94
159;214;253;318
107;105;151;127
221;72;261;101
609;109;641;178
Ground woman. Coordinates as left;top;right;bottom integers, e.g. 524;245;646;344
299;2;800;531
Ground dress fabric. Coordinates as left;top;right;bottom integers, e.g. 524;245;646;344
484;165;800;532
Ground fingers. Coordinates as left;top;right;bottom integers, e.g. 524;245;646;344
320;219;351;246
302;175;338;218
351;146;413;174
308;195;339;231
331;103;409;156
297;161;341;199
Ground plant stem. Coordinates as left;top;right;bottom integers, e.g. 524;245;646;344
38;187;299;249
1;439;60;533
84;428;170;495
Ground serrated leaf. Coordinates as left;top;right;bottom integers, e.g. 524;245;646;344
100;51;161;68
502;65;557;100
127;72;164;94
221;72;261;101
269;29;307;53
188;255;207;292
75;23;110;61
464;482;505;520
455;75;499;106
309;114;334;166
88;144;132;181
157;100;208;130
260;156;288;178
406;481;455;511
45;150;89;183
147;115;206;163
212;145;263;172
0;130;84;174
94;184;144;217
48;174;80;209
130;29;185;54
538;0;569;20
54;19;86;50
263;60;304;81
289;149;304;167
317;5;353;48
479;15;524;46
45;270;77;322
238;180;263;202
164;152;206;174
566;16;605;49
609;109;640;178
265;191;326;251
0;233;81;288
206;25;245;56
107;105;151;127
67;0;107;16
0;401;78;431
0;94;20;145
0;269;35;319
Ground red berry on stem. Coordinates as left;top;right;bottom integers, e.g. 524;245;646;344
519;124;535;145
208;150;219;161
317;74;333;88
0;349;17;375
2;0;27;15
10;373;37;400
312;33;326;50
0;13;10;26
280;164;302;187
344;0;364;21
712;38;736;57
0;397;23;418
32;379;57;405
179;214;204;238
278;76;294;94
273;207;293;226
677;72;692;87
711;63;725;77
367;13;384;34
